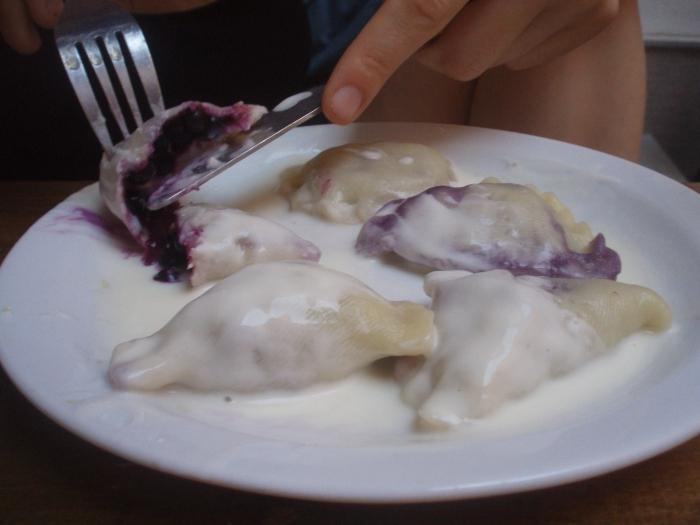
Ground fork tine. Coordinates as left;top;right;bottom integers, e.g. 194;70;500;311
104;31;143;127
58;44;114;151
80;38;129;138
55;0;165;151
121;26;165;115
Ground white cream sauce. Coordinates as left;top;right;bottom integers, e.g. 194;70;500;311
109;261;432;392
376;183;565;273
403;270;606;428
348;147;384;161
91;154;668;446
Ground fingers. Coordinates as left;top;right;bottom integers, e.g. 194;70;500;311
26;0;63;29
507;0;620;70
0;0;41;54
323;0;469;124
416;0;546;81
499;0;603;65
0;0;63;54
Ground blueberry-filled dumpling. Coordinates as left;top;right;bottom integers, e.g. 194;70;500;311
357;181;621;280
100;100;267;282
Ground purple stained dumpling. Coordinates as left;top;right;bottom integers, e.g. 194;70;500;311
356;182;621;280
100;100;269;282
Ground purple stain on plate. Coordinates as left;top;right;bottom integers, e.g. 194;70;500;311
53;207;140;257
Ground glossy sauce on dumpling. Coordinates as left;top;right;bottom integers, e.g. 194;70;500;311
285;142;455;224
94;146;675;440
109;261;434;392
402;270;671;428
356;182;621;279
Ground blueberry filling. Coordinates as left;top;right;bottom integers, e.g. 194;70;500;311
122;105;233;282
356;184;622;280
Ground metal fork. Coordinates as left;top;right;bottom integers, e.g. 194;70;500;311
55;0;164;152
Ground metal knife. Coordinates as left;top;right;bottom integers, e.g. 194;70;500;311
147;84;324;210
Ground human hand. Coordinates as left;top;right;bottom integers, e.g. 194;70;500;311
323;0;621;124
0;0;217;54
0;0;64;53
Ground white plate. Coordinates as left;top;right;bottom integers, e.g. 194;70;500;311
2;123;700;503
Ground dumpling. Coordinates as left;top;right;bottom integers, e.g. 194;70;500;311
177;204;320;286
529;276;672;347
284;142;455;224
109;261;435;392
356;182;621;280
401;270;672;427
99;100;267;282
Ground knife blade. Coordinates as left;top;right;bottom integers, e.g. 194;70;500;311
146;85;324;210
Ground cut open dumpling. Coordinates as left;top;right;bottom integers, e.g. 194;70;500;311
100;100;267;282
402;270;672;428
284;142;455;224
109;261;435;392
357;181;621;280
177;204;320;286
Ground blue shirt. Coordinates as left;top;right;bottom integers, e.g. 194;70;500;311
304;0;382;78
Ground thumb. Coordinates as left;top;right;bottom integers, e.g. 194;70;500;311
322;0;467;124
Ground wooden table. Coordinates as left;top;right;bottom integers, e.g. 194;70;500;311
2;181;700;524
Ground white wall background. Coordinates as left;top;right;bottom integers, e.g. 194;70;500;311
639;0;700;45
639;0;700;180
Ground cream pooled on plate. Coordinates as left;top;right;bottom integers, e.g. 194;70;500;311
109;261;434;392
103;138;673;433
285;142;455;224
402;270;672;428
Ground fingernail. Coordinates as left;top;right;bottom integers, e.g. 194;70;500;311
330;85;363;123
